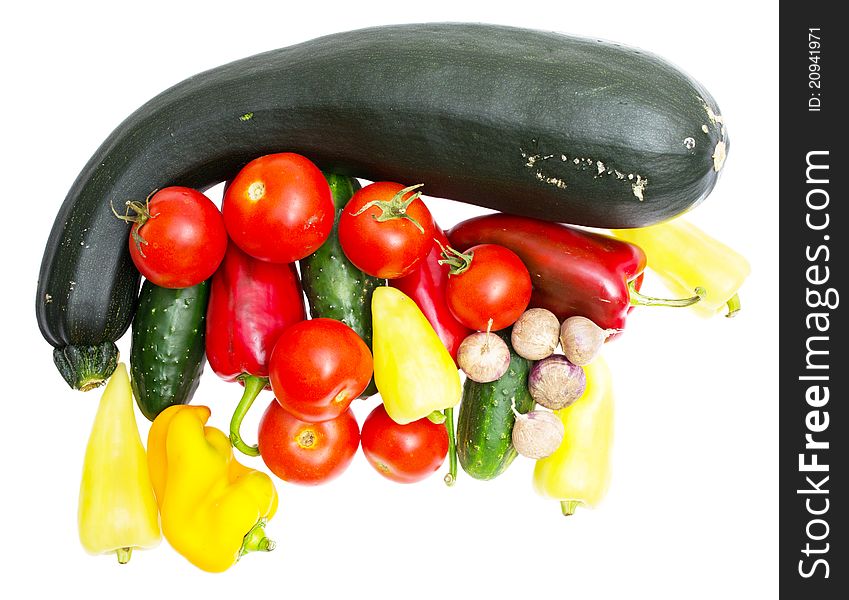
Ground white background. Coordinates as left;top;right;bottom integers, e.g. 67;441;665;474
1;1;777;597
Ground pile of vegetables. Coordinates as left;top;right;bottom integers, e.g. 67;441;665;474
35;23;751;572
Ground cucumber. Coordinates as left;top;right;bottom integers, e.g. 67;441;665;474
300;173;383;397
457;329;535;480
130;280;209;421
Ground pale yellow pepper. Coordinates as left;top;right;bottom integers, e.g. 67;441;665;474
533;356;614;515
78;363;161;563
147;405;278;573
372;286;461;425
612;218;751;318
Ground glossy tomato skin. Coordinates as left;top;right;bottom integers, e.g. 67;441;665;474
128;186;227;288
258;401;360;486
269;318;373;422
338;182;435;279
361;403;448;483
446;244;532;331
222;153;333;263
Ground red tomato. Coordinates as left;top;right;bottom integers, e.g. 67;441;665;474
445;244;532;331
338;181;435;279
222;153;333;263
269;319;373;422
361;404;448;483
124;186;227;288
258;401;360;486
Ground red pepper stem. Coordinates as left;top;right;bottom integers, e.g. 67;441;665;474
725;293;742;318
443;406;457;487
230;375;267;457
628;280;706;308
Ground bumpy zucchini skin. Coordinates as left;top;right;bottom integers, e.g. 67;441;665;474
36;23;727;387
457;329;536;480
299;173;383;397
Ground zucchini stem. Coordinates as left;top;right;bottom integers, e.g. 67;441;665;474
229;375;267;457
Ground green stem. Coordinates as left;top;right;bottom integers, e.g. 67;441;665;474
628;280;706;308
351;183;426;233
110;194;155;257
561;500;581;516
239;518;276;558
230;375;267;457
115;547;132;564
427;410;446;424
435;239;474;276
725;293;742;318
443;406;457;487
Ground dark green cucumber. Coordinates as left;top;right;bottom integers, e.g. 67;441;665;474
300;173;383;397
130;280;209;421
37;23;727;388
457;329;536;480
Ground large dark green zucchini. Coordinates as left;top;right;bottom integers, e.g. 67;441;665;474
36;23;727;388
130;280;209;421
299;173;383;397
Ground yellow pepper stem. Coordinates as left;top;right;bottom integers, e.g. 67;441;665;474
239;518;276;557
230;375;267;457
725;293;742;318
116;547;132;564
443;407;457;487
628;280;706;308
561;501;581;516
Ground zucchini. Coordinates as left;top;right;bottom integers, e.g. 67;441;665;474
299;173;383;397
37;24;728;386
130;280;209;421
457;329;535;480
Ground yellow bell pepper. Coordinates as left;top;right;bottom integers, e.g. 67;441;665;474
533;356;614;516
147;405;278;573
372;286;462;424
612;218;750;318
78;363;161;563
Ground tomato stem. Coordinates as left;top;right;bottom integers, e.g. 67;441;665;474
435;239;474;276
110;190;158;257
443;406;457;487
351;183;426;233
229;375;267;457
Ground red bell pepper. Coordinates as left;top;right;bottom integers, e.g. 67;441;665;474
447;214;703;334
206;242;306;456
391;224;472;364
